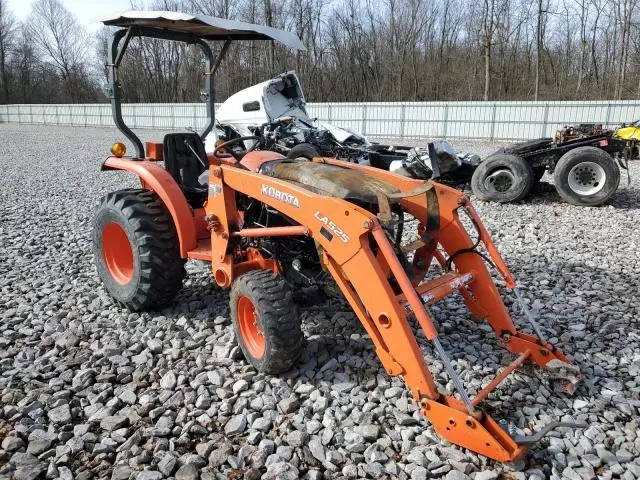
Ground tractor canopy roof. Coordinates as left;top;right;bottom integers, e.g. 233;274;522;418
98;10;306;51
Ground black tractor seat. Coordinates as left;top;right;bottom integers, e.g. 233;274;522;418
163;133;208;207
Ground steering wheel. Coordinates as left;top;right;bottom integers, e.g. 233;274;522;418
214;136;261;162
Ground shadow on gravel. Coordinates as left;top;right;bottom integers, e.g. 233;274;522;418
605;186;640;210
521;180;640;209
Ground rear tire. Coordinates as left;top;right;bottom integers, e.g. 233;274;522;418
471;153;535;202
286;143;320;160
553;147;620;206
93;189;186;311
230;270;303;374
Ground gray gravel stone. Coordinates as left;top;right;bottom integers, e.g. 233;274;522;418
308;436;326;462
411;466;428;480
278;396;300;414
175;464;199;480
14;465;47;480
286;430;309;447
445;471;471;480
224;414;247;436
100;415;129;431
136;471;163;480
160;370;177;389
47;404;71;424
2;436;24;452
158;454;177;476
474;472;499;480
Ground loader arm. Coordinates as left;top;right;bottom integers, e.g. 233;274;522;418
203;159;581;462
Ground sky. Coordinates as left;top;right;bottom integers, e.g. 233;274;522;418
7;0;134;31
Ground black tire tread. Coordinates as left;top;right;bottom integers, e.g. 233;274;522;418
230;269;303;374
93;189;186;311
553;147;620;206
471;153;535;202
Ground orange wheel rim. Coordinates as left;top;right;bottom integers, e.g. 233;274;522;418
237;296;265;359
102;221;134;285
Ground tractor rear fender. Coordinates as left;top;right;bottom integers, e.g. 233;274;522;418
102;156;197;257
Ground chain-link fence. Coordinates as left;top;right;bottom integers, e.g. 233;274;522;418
2;101;639;140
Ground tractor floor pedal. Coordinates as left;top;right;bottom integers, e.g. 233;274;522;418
398;272;475;311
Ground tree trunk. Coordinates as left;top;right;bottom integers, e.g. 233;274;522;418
535;0;543;100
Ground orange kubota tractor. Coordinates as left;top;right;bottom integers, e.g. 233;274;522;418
94;11;583;462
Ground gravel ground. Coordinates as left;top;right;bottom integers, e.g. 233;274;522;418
1;124;639;480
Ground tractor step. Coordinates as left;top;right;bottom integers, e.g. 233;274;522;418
397;271;475;310
187;238;212;261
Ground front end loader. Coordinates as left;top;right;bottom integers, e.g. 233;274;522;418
93;11;583;463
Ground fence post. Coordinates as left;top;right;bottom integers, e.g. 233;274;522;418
604;103;612;127
193;104;198;130
83;104;88;126
442;103;449;138
361;104;367;136
400;104;406;138
327;104;332;124
541;103;550;137
490;103;498;141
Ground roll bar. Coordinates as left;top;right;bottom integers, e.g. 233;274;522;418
106;26;229;159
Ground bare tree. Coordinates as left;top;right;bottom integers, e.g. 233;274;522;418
0;0;15;103
481;0;497;100
2;0;640;104
26;0;92;101
612;0;638;99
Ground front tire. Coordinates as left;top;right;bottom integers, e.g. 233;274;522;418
93;189;186;311
471;153;535;202
553;147;620;206
230;270;303;374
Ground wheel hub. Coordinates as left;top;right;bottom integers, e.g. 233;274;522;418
484;169;514;193
102;221;134;285
237;296;265;359
567;161;606;195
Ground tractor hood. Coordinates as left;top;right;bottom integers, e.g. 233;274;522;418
216;71;366;143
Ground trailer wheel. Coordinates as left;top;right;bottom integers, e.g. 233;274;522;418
230;270;303;374
553;147;620;206
471;154;534;202
93;189;186;311
287;143;320;160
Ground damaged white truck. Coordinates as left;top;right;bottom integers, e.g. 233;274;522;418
209;71;479;184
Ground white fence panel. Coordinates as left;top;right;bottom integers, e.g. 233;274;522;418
2;101;640;141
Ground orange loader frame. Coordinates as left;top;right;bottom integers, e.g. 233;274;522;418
103;150;583;462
